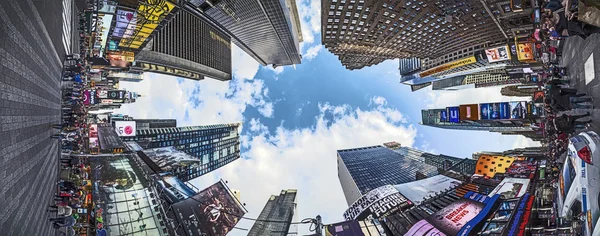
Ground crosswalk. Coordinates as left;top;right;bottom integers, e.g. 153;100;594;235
61;0;72;55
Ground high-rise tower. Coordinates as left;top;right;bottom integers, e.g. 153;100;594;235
248;189;298;236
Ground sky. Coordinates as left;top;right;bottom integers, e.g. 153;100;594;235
115;0;539;234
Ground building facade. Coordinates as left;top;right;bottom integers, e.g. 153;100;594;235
133;119;177;130
248;189;298;236
337;145;438;205
384;142;475;176
321;0;508;70
131;9;233;81
121;123;241;181
189;0;303;66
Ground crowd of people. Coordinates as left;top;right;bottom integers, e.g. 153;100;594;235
541;0;600;39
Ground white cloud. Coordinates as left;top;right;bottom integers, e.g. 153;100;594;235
425;86;531;108
303;45;322;61
370;96;387;106
296;0;321;45
266;65;285;74
232;44;260;80
512;135;542;148
189;102;417;236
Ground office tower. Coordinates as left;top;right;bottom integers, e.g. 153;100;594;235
134;119;177;129
321;0;508;70
248;189;298;236
131;9;233;81
384;142;475;176
189;0;303;67
121;123;241;180
337;145;438;205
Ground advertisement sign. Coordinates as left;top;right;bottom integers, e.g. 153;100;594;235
107;90;125;99
114;121;136;137
505;193;535;236
516;43;534;61
137;62;203;80
89;90;97;105
97;90;108;99
440;110;448;122
419;56;478;77
343;185;412;220
96;14;113;56
489;103;501;119
510;101;527;119
119;0;176;49
107;51;135;62
499;102;511;119
170;181;246;235
489;178;531;199
411;82;432;92
113;10;136;38
83;90;91;105
476;155;516;178
394;175;462;205
448;107;460;123
533;91;545;103
325;220;365;236
506;161;537;179
480;103;490;120
88;124;99;148
485;45;511;63
141;147;202;174
101;99;114;104
97;0;117;14
459;104;479;121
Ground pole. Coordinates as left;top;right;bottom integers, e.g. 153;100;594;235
315;215;322;236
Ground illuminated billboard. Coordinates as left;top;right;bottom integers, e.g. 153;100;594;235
114;121;136;137
488;178;531;199
475;155;516;178
419;56;478;77
516;43;534;62
485;45;511;63
343;185;412;220
480;102;511;120
440;110;448;122
394;175;462;205
459;104;479;121
113;9;136;38
509;101;527;119
118;0;176;49
447;106;460;123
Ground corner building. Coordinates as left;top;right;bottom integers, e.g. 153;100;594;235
337;145;438;205
121;123;241;181
321;0;507;70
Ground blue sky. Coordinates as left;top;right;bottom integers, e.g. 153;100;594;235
115;0;538;234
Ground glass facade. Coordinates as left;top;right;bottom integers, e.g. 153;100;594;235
337;146;438;204
195;0;302;66
248;190;298;236
122;123;241;181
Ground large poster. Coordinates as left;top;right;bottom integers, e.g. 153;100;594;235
485;45;511;63
141;147;202;175
395;175;462;205
488;178;531;199
448;107;460;123
510;101;527;119
459;104;479;121
113;9;137;38
517;43;534;61
343;185;412;220
440;110;448;122
499;102;511;119
171;181;246;236
480;103;490;120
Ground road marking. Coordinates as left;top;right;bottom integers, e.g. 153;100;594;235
61;0;72;55
585;53;595;85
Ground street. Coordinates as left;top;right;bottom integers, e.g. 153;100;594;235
0;0;78;235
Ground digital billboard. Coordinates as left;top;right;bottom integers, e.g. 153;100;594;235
516;43;534;62
343;185;412;220
480;103;490;120
485;45;511;63
419;56;477;77
440;110;448;122
488;178;531;199
114;121;136;137
112;9;136;38
141;147;202;176
509;101;527;119
475;155;515;178
505;193;535;236
459;104;479;121
119;0;176;49
447;106;460;123
171;181;246;236
394;175;462;205
506;161;537;179
325;220;365;236
533;91;545;103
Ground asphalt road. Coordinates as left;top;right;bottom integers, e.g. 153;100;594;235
560;33;600;135
0;0;76;235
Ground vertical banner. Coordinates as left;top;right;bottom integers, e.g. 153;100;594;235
83;90;91;105
459;104;480;121
440;110;449;122
480;103;490;120
499;102;511;119
448;107;460;123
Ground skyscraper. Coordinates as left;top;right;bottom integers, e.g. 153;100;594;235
384;141;475;176
189;0;303;66
121;123;241;180
321;0;507;70
337;145;438;205
130;9;233;81
248;189;298;236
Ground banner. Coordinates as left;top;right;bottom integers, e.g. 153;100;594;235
499;102;510;119
448;107;460;123
89;90;97;104
516;43;534;61
325;220;365;236
343;185;412;220
485;45;511;63
419;56;478;77
83;90;91;105
170;181;246;235
506;161;537;179
459;104;480;121
509;101;527;119
114;121;136;137
440;110;448;122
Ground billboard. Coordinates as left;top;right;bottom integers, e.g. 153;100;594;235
114;121;136;137
112;9;136;38
440;110;448;122
419;56;478;77
89;89;97;104
475;155;516;178
83;90;91;105
509;101;527;119
480;102;511;120
532;91;545;103
171;181;246;236
447;107;460;123
96;14;113;56
505;193;535;236
141;147;202;175
394;175;462;205
107;90;126;99
325;220;365;236
459;104;479;121
485;45;511;63
516;43;534;61
506;161;537;179
405;191;501;236
489;178;531;199
343;185;412;220
89;124;99;148
118;0;176;49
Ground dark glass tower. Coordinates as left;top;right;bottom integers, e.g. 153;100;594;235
131;9;233;81
189;0;303;66
337;145;438;205
248;189;298;236
121;123;241;181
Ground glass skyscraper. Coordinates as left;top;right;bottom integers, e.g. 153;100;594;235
337;145;438;205
121;123;241;181
248;189;298;236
